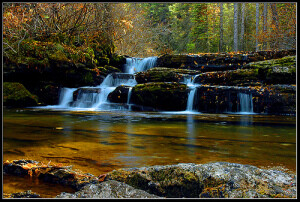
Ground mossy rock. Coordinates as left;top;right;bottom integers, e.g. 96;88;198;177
193;69;261;86
97;65;122;77
135;68;180;83
3;82;38;107
243;56;296;84
131;82;188;111
107;166;201;198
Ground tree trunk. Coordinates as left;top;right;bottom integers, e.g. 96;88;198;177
270;3;279;49
240;3;245;51
234;3;238;52
263;3;268;50
255;3;259;51
219;3;223;52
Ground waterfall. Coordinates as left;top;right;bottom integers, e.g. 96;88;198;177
124;57;157;74
238;93;254;113
185;75;201;112
127;87;133;110
58;88;77;107
51;57;158;111
186;86;198;112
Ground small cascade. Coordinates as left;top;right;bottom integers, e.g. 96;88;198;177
54;73;137;110
184;75;201;112
127;87;133;110
186;86;198;112
58;88;77;107
238;93;254;113
124;57;157;74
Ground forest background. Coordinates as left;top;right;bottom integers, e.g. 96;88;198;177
3;2;296;59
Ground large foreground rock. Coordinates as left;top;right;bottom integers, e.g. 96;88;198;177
3;160;296;198
106;162;296;198
56;180;162;198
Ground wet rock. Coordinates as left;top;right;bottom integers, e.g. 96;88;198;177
131;82;188;111
106;162;296;198
191;85;296;115
108;85;131;103
56;180;162;198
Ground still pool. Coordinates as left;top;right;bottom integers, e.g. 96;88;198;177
3;108;296;197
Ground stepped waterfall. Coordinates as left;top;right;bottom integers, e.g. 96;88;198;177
53;57;157;111
42;56;254;114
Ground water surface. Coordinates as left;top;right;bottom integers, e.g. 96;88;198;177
3;108;296;197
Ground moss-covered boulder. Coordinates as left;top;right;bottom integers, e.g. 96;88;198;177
3;82;38;107
130;82;188;111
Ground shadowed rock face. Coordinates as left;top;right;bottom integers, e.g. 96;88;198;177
130;82;188;111
106;162;296;198
56;180;162;198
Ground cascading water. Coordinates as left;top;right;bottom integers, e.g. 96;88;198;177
238;93;254;113
127;87;133;110
124;57;157;74
185;75;201;113
58;88;77;107
49;57;157;111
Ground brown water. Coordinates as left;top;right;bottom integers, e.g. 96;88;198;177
3;108;296;197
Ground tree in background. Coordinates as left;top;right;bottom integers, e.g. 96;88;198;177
233;3;238;52
3;2;296;59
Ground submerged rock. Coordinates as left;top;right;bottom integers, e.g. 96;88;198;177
56;180;162;198
106;162;296;198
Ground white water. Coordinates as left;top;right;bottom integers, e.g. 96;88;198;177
124;57;157;74
58;88;77;107
186;86;198;112
238;93;254;113
127;87;133;110
45;57;157;111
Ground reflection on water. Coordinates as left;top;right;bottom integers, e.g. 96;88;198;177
3;108;296;197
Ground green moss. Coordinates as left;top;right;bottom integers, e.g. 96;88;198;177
3;82;38;107
82;72;94;84
131;82;188;111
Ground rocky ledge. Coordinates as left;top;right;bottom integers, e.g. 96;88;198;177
3;160;296;198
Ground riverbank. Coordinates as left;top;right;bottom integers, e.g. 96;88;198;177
3;159;296;198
